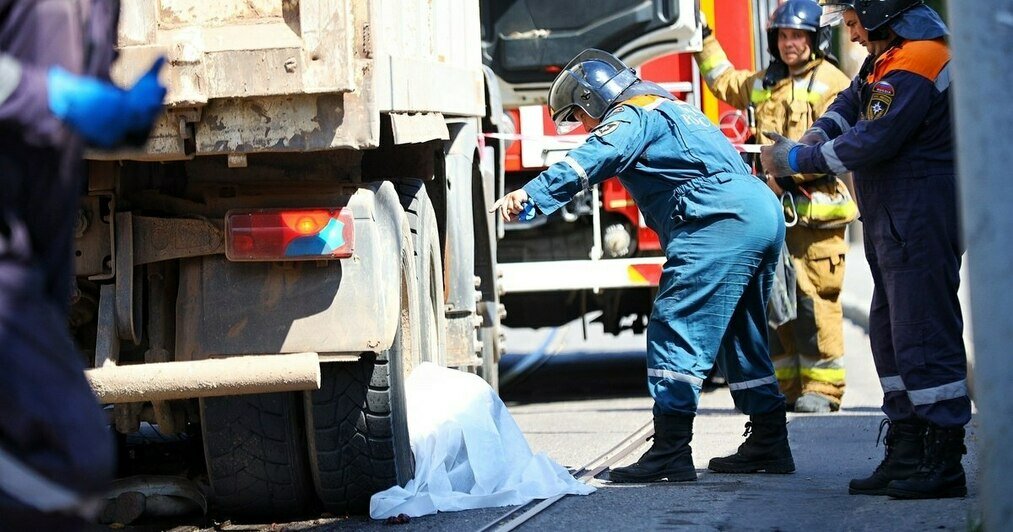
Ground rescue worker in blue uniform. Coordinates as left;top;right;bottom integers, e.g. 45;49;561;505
0;0;166;527
493;49;794;482
761;0;969;499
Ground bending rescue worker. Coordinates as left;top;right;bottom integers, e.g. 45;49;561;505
493;49;794;482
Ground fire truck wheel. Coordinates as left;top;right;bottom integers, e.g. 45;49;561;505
307;238;419;514
200;392;313;520
397;179;447;366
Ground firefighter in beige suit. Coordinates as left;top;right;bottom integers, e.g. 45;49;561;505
695;0;853;412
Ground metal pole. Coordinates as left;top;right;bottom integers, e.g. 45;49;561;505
948;1;1013;527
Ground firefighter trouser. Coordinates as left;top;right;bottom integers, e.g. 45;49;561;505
647;173;786;416
771;225;847;406
856;172;970;428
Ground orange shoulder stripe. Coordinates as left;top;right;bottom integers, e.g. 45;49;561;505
874;39;950;82
622;95;665;108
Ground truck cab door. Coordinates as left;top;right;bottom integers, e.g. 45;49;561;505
481;0;701;107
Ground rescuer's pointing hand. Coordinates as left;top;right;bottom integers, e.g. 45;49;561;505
490;189;530;222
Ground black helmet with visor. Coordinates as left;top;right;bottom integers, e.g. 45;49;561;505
820;0;924;33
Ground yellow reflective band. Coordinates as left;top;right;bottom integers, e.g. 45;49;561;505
699;52;729;76
750;88;771;104
800;367;846;383
794;200;859;221
775;367;800;380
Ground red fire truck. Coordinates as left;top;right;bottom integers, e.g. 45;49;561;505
493;0;779;336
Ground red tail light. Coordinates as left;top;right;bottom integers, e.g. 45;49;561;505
225;208;354;261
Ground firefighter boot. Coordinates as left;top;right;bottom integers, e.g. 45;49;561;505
707;407;795;474
885;425;967;499
608;412;696;483
849;419;926;495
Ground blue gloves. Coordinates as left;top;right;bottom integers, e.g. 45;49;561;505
47;57;167;148
518;201;537;222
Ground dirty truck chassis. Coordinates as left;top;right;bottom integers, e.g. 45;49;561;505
75;121;501;516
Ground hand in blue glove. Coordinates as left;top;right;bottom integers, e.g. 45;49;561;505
47;57;167;148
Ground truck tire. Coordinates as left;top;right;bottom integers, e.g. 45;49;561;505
307;233;420;514
397;179;447;365
200;392;313;520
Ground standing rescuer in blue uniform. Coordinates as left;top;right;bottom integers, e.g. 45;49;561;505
761;0;969;499
0;0;166;527
493;49;794;482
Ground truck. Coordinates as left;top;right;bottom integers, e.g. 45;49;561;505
496;0;777;338
73;0;704;521
79;0;502;519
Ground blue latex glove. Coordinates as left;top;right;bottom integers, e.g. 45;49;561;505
48;57;167;148
518;201;537;222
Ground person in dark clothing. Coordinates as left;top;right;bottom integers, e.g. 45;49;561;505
761;0;970;499
0;0;165;527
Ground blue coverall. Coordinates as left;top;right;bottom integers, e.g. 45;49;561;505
523;94;786;416
792;8;970;427
0;0;119;526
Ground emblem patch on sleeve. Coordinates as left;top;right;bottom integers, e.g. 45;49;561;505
593;121;622;137
866;81;895;120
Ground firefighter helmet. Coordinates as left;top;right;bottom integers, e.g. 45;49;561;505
820;0;924;32
547;49;640;134
767;0;831;61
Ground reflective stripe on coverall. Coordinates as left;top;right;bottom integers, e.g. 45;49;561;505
0;0;119;525
695;35;852;405
523;95;786;416
794;38;970;427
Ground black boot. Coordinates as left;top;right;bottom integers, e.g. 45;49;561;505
708;407;795;474
849;418;926;495
608;412;696;483
885;425;967;499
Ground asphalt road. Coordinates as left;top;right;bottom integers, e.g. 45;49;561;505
185;315;977;532
495;318;980;532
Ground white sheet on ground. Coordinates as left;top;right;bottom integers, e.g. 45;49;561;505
369;362;594;519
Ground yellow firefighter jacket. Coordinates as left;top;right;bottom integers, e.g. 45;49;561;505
694;35;851;185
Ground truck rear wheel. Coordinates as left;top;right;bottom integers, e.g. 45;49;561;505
397;179;447;365
307;233;420;514
200;392;313;520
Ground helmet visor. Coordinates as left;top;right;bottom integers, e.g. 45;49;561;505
554;109;582;134
549;71;586;133
820;3;851;26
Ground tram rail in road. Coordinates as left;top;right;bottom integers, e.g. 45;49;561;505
477;419;655;532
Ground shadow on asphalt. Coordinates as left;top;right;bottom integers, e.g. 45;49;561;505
499;352;732;405
499;352;648;404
